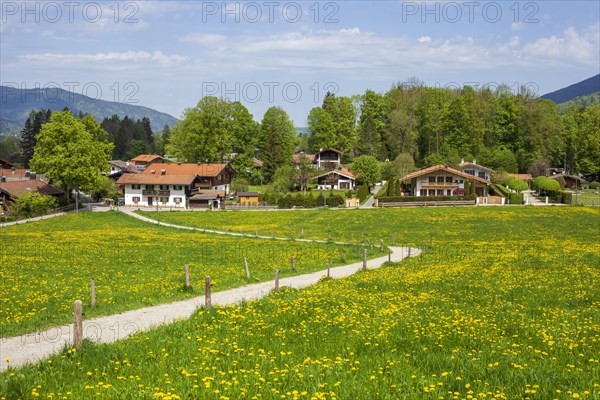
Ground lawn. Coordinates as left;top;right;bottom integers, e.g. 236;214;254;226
1;207;598;399
0;212;383;337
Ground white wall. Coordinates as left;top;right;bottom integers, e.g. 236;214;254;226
123;184;188;208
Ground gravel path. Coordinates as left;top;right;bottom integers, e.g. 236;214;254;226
0;245;419;372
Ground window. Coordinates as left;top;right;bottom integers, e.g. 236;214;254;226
174;197;182;204
437;176;444;183
429;176;436;183
159;185;169;190
145;185;154;190
132;196;140;203
478;172;486;179
173;185;183;191
447;189;452;196
132;184;140;190
437;189;444;196
420;189;426;196
428;189;436;196
160;197;168;204
445;176;453;183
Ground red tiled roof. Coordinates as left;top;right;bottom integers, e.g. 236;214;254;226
130;154;164;163
142;163;228;177
400;164;491;184
506;173;533;181
116;173;197;185
0;180;63;197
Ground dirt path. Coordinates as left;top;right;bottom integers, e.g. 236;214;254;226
0;245;419;372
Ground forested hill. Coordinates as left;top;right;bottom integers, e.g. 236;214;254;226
0;86;178;134
541;74;600;104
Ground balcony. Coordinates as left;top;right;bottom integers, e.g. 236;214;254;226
421;182;459;189
142;190;170;196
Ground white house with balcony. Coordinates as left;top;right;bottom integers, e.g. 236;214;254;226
116;171;199;208
459;159;493;181
399;164;491;197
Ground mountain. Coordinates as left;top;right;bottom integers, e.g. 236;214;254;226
541;74;600;104
0;86;179;135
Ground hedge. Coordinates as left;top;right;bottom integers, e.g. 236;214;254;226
491;184;510;198
277;193;345;209
378;195;476;203
508;192;524;205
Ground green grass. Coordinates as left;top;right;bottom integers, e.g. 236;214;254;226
0;211;385;337
572;190;600;206
1;207;599;399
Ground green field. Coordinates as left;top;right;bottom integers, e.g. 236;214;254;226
1;207;599;399
0;212;382;337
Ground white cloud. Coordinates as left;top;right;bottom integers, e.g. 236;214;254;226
20;51;188;65
418;36;432;43
511;22;526;31
521;25;599;66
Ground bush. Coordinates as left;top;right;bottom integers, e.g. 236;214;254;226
357;185;370;203
9;192;58;219
259;191;279;205
559;191;572;205
589;181;600;190
277;192;346;209
508;192;523;205
504;176;528;192
491;184;510;198
532;176;561;194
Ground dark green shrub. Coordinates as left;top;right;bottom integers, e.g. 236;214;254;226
508;192;523;205
357;185;369;202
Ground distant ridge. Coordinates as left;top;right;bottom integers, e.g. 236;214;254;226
541;74;600;104
0;86;179;135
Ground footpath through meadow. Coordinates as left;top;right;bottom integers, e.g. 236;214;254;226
1;209;421;372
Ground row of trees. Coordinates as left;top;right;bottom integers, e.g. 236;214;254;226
308;84;599;179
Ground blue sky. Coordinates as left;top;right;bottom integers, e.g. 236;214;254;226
1;1;599;126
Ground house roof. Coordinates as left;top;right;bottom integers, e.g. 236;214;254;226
194;189;226;197
189;193;220;201
550;173;582;181
237;192;259;197
0;180;64;197
314;167;356;180
317;148;342;155
130;154;164;163
0;158;15;169
142;163;230;177
459;162;493;172
400;164;491;185
506;173;533;181
116;173;198;185
253;158;264;168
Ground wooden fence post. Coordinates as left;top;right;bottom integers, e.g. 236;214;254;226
274;269;280;290
301;228;304;238
90;278;96;308
205;276;212;308
363;249;367;270
73;300;83;348
328;258;331;278
380;240;385;251
388;251;391;263
244;257;250;280
184;264;190;288
291;256;296;271
408;247;412;257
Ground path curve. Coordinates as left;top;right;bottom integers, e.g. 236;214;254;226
0;245;420;371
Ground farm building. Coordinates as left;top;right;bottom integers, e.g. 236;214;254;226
314;167;357;190
0;179;64;212
238;192;259;205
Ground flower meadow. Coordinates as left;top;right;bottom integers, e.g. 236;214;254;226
1;207;599;399
0;212;381;337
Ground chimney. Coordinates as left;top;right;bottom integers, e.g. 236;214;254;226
161;169;166;175
461;158;464;165
151;169;156;174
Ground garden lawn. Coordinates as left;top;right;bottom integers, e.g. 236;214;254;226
0;212;382;337
1;207;599;399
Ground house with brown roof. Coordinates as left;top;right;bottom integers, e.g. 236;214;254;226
314;167;357;190
293;148;342;170
0;158;15;170
143;162;235;194
459;159;493;181
0;179;64;212
130;154;164;171
117;171;200;208
400;164;491;197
